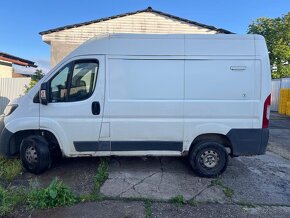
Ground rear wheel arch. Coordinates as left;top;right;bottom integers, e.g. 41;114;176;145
189;133;233;156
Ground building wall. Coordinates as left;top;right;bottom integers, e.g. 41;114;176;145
0;60;13;78
50;42;79;68
43;12;218;67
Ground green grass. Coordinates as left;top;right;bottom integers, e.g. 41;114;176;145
210;177;223;187
0;156;22;182
0;187;27;216
80;158;110;201
27;178;78;209
210;177;234;198
145;199;152;218
188;198;198;207
223;187;234;198
169;195;186;207
93;158;109;193
0;186;13;216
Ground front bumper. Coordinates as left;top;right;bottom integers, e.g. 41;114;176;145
0;116;13;157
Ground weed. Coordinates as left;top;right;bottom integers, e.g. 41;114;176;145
0;187;27;216
79;194;96;202
0;186;13;216
94;158;109;193
0;156;22;182
239;202;256;208
188;198;198;207
28;178;78;209
170;195;186;207
145;199;152;218
210;177;235;198
223;187;234;198
210;177;223;187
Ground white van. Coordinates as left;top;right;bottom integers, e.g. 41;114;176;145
0;34;271;177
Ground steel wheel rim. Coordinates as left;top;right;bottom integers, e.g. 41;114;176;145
199;150;219;168
25;145;38;164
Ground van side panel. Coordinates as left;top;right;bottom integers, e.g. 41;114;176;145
106;58;184;152
183;58;261;152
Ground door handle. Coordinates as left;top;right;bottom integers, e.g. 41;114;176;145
230;66;247;71
91;101;100;115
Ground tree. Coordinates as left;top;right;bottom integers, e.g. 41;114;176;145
248;12;290;78
25;69;45;93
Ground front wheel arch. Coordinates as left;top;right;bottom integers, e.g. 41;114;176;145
9;129;62;157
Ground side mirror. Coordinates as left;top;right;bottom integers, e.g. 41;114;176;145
40;82;50;105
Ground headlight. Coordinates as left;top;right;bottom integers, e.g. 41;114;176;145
3;104;18;116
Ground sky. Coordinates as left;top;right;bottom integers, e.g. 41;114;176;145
0;0;289;73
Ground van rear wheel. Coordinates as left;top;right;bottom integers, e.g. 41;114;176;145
20;135;51;174
189;141;228;178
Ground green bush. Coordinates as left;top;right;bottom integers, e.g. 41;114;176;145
28;178;78;209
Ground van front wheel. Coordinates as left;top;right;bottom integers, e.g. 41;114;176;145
20;135;51;174
189;141;228;178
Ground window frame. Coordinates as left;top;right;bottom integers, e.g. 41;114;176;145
48;59;99;103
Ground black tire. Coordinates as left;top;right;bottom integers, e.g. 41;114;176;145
189;141;228;178
20;135;51;174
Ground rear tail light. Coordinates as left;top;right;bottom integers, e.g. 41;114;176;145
262;94;271;128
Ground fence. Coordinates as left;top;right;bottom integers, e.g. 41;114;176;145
271;78;290;111
0;78;31;114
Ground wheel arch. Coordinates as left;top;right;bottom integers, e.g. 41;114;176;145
9;129;63;156
189;133;233;157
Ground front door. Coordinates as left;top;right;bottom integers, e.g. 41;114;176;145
39;55;106;155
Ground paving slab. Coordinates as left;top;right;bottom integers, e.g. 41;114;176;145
100;152;290;205
101;157;213;200
269;112;290;130
221;152;290;205
151;203;290;218
268;129;290;160
20;201;145;218
268;112;290;159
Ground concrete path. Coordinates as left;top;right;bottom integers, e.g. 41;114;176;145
17;150;290;218
24;201;290;218
268;112;290;160
99;152;290;205
14;112;290;217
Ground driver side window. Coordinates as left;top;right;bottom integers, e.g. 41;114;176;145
50;59;99;103
50;65;70;102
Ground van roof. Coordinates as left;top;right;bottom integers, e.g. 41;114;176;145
66;34;264;59
89;33;263;40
